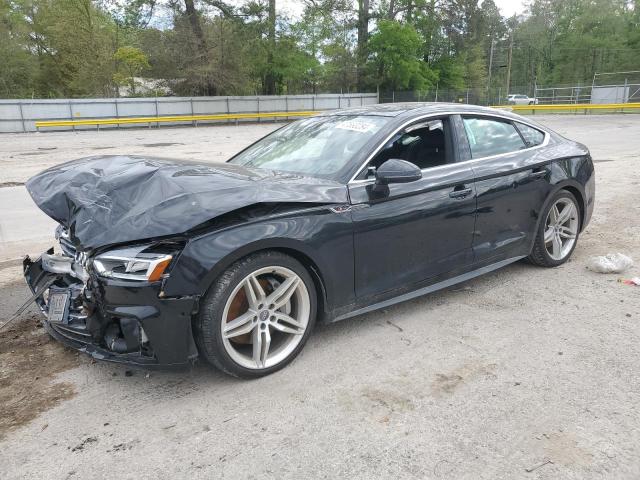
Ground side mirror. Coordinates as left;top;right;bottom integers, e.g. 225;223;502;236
375;159;422;186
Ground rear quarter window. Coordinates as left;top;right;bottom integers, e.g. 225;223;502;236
462;117;526;158
516;122;545;147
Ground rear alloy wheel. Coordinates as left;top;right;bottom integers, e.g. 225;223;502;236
195;251;316;378
528;190;580;267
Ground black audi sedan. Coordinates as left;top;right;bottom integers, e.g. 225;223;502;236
24;103;594;377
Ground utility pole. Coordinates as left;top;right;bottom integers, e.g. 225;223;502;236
487;38;495;105
505;31;514;99
356;0;370;91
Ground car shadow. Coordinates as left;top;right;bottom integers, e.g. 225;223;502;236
83;259;539;392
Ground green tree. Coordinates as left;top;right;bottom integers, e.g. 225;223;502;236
113;46;151;96
432;55;465;90
293;0;356;93
40;0;119;97
505;0;639;93
0;0;38;97
1;0;639;101
368;20;437;91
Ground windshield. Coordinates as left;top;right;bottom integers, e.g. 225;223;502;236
228;115;390;179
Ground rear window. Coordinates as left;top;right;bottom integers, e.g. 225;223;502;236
516;122;545;147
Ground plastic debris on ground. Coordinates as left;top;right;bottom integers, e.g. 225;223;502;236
586;253;634;274
619;277;640;286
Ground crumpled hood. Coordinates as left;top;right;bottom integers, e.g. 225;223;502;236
26;155;348;250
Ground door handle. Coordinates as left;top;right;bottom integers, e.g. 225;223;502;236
449;187;473;199
530;168;548;179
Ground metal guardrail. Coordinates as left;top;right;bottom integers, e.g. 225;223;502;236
35;110;319;130
1;93;378;132
33;102;640;130
493;102;640;112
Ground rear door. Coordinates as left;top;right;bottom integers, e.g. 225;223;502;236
459;115;553;263
348;115;477;302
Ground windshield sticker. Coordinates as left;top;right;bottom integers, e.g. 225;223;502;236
336;120;376;133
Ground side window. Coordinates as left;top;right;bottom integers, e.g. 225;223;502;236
462;117;526;158
367;117;451;175
515;122;545;147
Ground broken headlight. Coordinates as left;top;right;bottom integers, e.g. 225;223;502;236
93;244;179;282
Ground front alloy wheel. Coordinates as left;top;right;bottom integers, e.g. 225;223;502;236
221;266;310;369
195;251;316;378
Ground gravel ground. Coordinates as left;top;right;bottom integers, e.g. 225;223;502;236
0;122;280;185
1;114;639;479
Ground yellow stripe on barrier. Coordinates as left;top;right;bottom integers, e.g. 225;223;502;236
492;102;640;111
33;103;640;129
35;110;320;128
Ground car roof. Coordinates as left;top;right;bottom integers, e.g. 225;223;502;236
318;102;524;119
316;102;550;134
315;102;429;117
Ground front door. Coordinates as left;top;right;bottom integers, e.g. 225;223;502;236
348;116;477;302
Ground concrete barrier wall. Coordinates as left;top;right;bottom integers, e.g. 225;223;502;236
0;94;379;133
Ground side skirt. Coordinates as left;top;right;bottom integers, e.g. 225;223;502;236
332;256;525;322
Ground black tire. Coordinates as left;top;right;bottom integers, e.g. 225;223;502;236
194;251;317;378
528;190;580;267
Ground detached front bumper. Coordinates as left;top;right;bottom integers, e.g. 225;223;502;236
24;251;199;368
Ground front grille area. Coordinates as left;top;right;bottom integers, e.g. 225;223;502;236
59;236;77;257
26;246;168;366
55;224;77;257
49;319;92;344
45;281;91;343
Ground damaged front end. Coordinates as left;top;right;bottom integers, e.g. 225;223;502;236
23;229;199;368
21;155;349;368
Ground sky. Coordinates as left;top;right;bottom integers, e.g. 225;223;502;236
493;0;527;17
277;0;528;19
148;0;528;31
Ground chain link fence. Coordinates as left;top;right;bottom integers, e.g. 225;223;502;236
534;83;640;104
380;86;534;106
381;81;640;107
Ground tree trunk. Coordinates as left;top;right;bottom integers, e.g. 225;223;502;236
505;31;513;98
263;0;277;95
184;0;207;59
184;0;216;95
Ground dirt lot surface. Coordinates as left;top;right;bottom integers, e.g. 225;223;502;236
0;313;78;439
0;122;279;185
0;115;639;479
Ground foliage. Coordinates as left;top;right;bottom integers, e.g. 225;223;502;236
113;46;151;95
0;0;638;99
0;0;38;97
369;20;437;90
